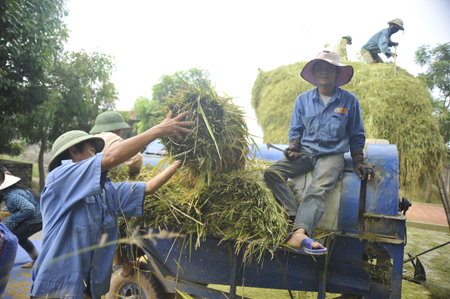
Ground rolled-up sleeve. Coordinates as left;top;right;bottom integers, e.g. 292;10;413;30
107;181;146;218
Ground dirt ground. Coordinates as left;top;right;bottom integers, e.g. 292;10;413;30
209;227;450;299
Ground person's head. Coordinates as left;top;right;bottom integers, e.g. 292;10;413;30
300;51;354;88
48;130;105;172
89;111;130;136
388;18;404;34
343;36;352;45
0;168;21;197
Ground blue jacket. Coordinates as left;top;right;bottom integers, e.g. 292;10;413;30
31;153;146;299
361;27;395;58
289;87;366;155
3;188;41;231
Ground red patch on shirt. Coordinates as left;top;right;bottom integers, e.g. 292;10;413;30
335;107;347;114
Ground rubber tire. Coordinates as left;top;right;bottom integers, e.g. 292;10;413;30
106;267;165;299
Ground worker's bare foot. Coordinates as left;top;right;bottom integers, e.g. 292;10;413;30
287;228;323;249
121;262;136;278
21;259;36;268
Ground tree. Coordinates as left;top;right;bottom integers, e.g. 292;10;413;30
415;42;450;144
20;51;118;190
133;67;211;133
0;0;68;154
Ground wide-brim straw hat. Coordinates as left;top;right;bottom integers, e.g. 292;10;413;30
300;51;354;87
89;111;130;134
0;174;21;190
388;18;404;30
48;130;105;172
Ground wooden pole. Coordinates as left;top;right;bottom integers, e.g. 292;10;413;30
437;177;450;228
394;45;397;77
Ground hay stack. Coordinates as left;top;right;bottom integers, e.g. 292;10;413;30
251;62;447;192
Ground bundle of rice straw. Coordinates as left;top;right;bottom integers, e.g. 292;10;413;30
251;61;447;194
157;84;252;189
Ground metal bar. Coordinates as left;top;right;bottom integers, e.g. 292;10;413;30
436;177;450;227
403;241;450;263
357;179;367;232
229;251;238;299
274;252;294;299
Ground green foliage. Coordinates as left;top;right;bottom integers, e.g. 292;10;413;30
415;42;450;145
117;110;131;122
133;96;161;134
0;0;68;154
18;50;118;189
133;68;211;133
20;50;117;147
251;62;447;193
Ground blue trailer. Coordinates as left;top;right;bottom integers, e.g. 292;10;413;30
107;140;409;299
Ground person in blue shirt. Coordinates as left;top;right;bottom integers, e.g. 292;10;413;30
30;110;194;299
361;18;404;64
0;167;42;268
264;51;374;255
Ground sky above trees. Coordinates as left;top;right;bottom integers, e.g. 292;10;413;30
63;0;450;142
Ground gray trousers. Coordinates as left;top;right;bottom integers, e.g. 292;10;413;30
264;149;344;237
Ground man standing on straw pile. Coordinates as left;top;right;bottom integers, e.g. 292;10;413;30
264;51;373;255
30;111;194;299
333;36;352;61
361;18;404;64
90;111;143;177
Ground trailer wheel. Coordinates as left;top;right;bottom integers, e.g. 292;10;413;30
106;267;165;299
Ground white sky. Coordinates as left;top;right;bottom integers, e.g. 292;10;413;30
64;0;450;143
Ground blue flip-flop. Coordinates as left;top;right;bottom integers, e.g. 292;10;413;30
301;237;327;255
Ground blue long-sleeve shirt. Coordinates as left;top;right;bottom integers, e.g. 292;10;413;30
361;27;395;58
31;153;146;299
3;188;41;231
288;87;366;155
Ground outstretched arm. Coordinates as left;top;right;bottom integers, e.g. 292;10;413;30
144;161;182;196
101;111;194;173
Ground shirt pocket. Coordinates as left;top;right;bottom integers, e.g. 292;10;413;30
71;196;101;227
304;114;318;135
329;114;347;138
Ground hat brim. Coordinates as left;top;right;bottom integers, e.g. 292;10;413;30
48;135;105;172
0;174;21;190
300;59;354;87
89;121;130;134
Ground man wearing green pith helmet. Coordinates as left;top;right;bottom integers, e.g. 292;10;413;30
30;111;195;299
333;36;352;61
90;111;143;176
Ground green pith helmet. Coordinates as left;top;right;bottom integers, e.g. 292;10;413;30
48;130;105;172
343;36;352;45
388;18;404;30
89;111;130;134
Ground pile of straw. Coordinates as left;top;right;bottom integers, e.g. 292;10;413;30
111;83;289;261
251;62;447;193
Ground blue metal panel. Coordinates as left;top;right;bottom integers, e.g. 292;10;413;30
339;173;361;232
365;145;399;216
